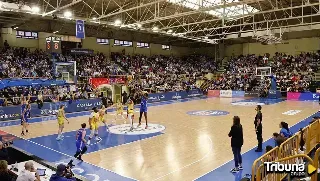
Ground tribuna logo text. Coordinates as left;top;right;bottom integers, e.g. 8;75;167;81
264;162;306;177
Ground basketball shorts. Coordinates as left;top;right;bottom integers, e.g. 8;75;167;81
140;109;147;113
21;117;28;125
99;117;104;122
117;110;123;115
58;118;64;126
76;141;86;152
91;123;98;130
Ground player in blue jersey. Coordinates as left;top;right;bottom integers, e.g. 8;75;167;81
138;92;148;129
74;123;87;161
21;103;31;136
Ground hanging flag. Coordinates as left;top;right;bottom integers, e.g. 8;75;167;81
76;20;85;39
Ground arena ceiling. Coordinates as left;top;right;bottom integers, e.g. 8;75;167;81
1;0;320;46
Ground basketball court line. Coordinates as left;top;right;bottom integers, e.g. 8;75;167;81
0;96;207;128
7;130;138;181
152;134;213;181
193;111;318;181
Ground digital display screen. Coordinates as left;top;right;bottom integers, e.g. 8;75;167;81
16;31;38;39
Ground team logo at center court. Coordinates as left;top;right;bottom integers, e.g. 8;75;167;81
231;102;265;106
187;110;229;116
109;123;166;135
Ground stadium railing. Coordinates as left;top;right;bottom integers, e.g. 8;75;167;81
252;118;320;181
312;147;320;181
255;154;314;181
252;146;280;180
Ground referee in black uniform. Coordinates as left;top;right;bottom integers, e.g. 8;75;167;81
254;105;262;127
254;105;263;152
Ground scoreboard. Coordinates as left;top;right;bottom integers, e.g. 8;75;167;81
46;36;61;54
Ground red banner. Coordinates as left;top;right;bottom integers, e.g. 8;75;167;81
89;77;126;88
208;90;220;97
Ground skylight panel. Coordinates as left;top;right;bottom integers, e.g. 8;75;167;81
167;0;259;19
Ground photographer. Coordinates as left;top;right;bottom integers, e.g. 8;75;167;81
49;164;76;181
0;141;9;162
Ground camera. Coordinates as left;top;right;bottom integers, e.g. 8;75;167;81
65;160;75;178
3;141;13;147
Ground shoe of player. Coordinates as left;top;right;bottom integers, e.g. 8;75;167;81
87;140;91;145
145;125;148;129
137;123;141;127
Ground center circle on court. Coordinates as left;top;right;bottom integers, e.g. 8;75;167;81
109;123;166;135
187;110;229;116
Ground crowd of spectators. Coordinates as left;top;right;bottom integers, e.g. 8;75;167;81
0;48;52;79
208;52;318;93
112;53;216;95
0;84;95;107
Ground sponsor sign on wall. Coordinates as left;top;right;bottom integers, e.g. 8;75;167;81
220;90;232;97
244;91;260;97
148;89;203;103
232;91;245;97
287;92;320;101
208;90;220;97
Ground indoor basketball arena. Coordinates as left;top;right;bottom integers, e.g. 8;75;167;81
0;0;319;181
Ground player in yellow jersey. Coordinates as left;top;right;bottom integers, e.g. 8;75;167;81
56;105;69;141
127;98;135;131
87;107;100;145
114;99;125;124
98;105;109;131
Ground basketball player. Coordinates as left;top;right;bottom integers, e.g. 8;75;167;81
87;107;100;145
127;98;135;131
138;92;148;129
56;105;69;141
74;123;87;161
21;103;31;136
114;99;125;124
98;105;109;131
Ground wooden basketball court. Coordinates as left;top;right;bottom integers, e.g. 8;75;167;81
1;97;318;181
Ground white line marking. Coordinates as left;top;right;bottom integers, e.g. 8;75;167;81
5;131;138;181
192;111;318;181
152;135;213;181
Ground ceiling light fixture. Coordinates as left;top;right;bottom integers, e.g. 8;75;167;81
31;6;40;13
63;11;72;18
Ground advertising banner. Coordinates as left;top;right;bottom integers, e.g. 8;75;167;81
287;92;319;101
220;90;232;97
0;99;102;122
287;92;301;100
244;91;260;97
287;92;320;101
89;77;126;88
208;90;220;97
232;91;245;97
148;89;203;103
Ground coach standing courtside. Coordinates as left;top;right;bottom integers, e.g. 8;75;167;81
228;116;244;173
